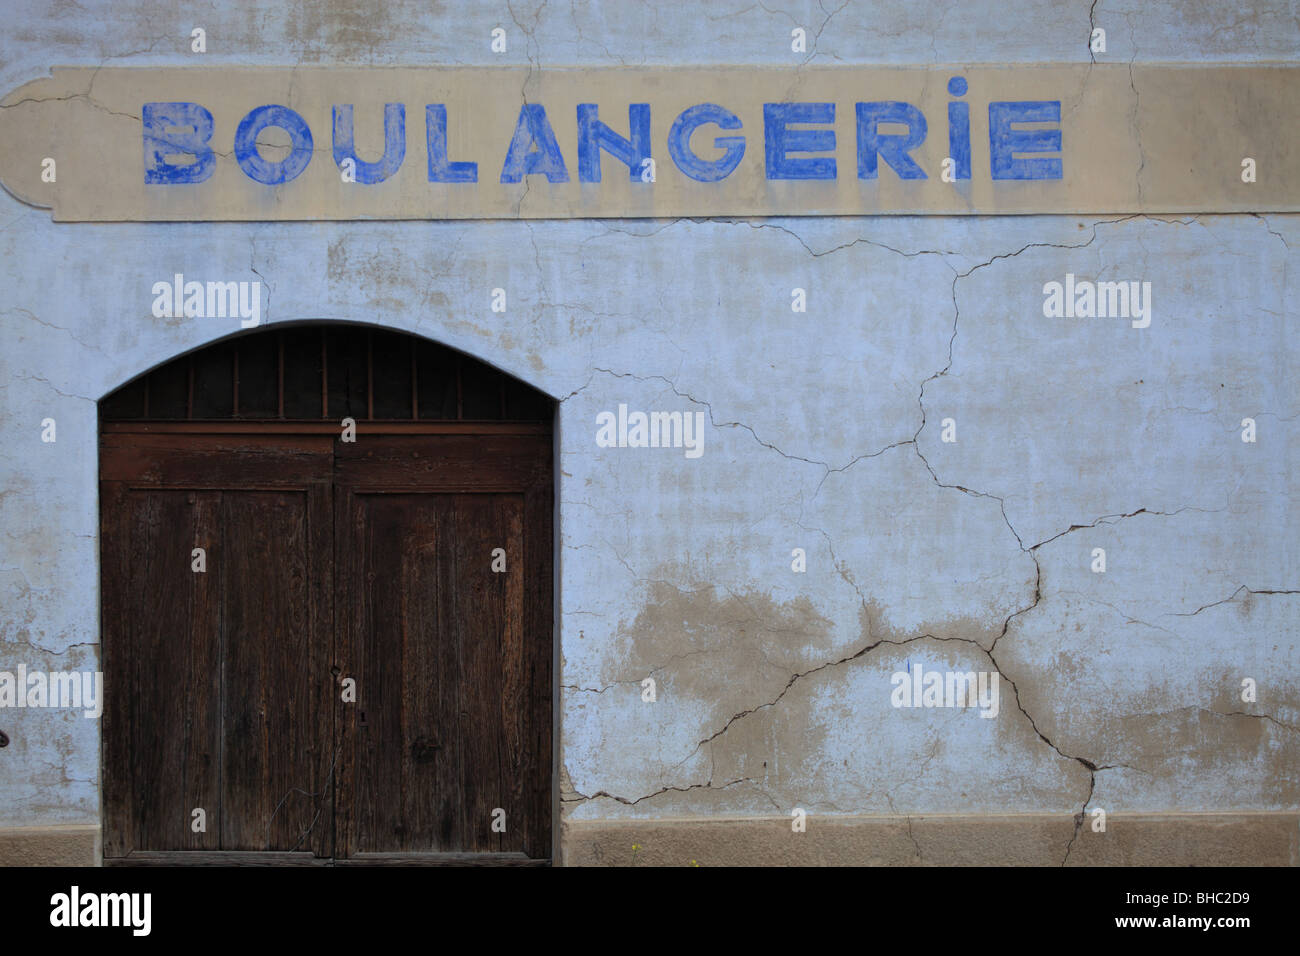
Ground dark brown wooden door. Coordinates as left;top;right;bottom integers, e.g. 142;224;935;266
100;435;336;860
334;435;553;862
100;428;553;865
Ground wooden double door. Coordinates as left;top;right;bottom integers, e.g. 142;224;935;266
99;426;553;865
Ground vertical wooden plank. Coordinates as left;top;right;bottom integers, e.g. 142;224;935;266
103;489;222;852
332;485;357;859
148;490;217;850
353;493;402;851
218;490;320;851
499;496;528;853
307;480;334;859
187;492;223;851
403;492;454;851
390;493;446;850
454;494;508;852
345;492;463;853
523;479;554;859
99;482;132;857
432;495;463;852
129;490;175;850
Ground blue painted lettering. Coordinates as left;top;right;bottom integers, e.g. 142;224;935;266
425;105;478;182
947;77;971;180
988;101;1062;180
577;104;651;183
855;102;928;180
763;103;836;180
143;102;216;184
234;105;314;185
332;104;405;184
666;104;745;183
500;104;569;183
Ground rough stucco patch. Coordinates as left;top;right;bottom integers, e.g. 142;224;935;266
998;590;1300;812
564;599;1091;820
704;637;1088;817
1061;813;1299;866
562;578;838;812
586;578;838;687
0;826;98;866
561;812;1299;866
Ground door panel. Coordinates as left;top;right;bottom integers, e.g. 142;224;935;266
349;493;460;852
102;430;551;864
339;491;536;856
334;435;552;861
100;436;334;860
455;494;523;854
217;490;331;853
102;487;222;855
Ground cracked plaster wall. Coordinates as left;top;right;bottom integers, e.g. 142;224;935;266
0;1;1296;852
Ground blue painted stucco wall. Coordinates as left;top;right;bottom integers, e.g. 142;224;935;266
0;1;1295;857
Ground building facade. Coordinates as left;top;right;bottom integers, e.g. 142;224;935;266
0;0;1296;866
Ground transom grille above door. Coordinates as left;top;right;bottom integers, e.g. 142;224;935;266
100;324;552;423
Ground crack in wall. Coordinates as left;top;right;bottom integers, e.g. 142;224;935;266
1087;0;1100;64
799;0;854;68
1028;505;1225;552
586;366;832;467
564;774;762;807
0;34;173;136
3;372;93;402
1169;585;1300;618
1124;15;1146;205
7;307;108;356
1251;213;1291;249
0;638;98;656
506;0;547;216
1118;705;1299;736
560;213;1274;863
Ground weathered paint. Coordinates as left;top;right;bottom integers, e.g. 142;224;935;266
1;65;1298;219
0;0;1296;866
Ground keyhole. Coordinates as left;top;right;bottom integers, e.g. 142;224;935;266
0;730;9;748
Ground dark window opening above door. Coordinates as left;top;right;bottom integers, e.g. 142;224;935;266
100;324;553;423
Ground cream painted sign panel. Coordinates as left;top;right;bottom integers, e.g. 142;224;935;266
0;65;1295;220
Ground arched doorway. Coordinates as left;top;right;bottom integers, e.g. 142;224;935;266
98;324;554;865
